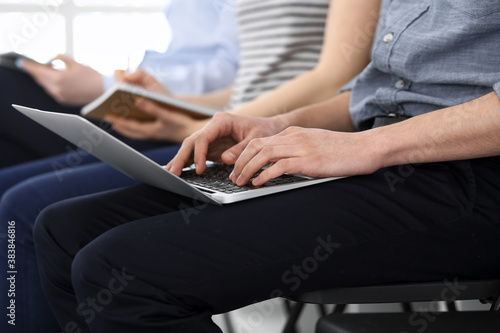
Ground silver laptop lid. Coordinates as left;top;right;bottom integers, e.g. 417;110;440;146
13;105;343;205
12;104;220;205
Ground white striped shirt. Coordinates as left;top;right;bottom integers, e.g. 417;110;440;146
229;0;330;109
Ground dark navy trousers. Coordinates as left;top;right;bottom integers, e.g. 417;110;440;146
0;66;82;167
34;157;500;332
0;145;179;333
0;65;171;333
0;66;163;168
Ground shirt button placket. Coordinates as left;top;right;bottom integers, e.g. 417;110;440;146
395;79;406;89
383;32;394;43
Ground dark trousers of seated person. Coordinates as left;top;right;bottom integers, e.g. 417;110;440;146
0;66;84;167
0;66;163;168
34;157;500;333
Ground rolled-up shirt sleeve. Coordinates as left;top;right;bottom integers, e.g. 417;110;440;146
102;74;116;92
337;75;358;95
494;81;500;100
139;0;239;95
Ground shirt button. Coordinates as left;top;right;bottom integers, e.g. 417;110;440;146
395;80;406;89
383;33;394;43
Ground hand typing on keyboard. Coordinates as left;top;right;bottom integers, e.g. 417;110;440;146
167;110;372;188
180;163;309;193
166;113;288;178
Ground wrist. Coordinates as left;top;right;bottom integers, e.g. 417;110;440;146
365;128;393;170
366;120;419;170
271;113;294;133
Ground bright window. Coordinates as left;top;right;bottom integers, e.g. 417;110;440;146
0;0;171;74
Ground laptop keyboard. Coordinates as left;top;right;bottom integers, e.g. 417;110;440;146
180;163;309;194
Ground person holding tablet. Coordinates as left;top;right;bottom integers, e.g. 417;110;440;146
0;0;238;168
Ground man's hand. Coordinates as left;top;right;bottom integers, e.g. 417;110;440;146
230;127;382;186
166;112;290;176
22;54;103;106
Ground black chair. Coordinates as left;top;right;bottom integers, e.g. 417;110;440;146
317;311;500;333
282;278;500;333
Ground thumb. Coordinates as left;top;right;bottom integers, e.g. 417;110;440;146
114;69;126;82
123;68;146;85
52;54;77;68
134;97;167;120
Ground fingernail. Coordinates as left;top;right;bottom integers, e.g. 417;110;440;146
15;58;24;69
227;152;236;161
236;175;243;185
229;171;234;181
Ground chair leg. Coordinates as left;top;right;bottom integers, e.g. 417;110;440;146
282;302;304;333
284;299;293;314
445;301;457;312
317;304;327;317
490;295;500;311
332;303;346;314
222;313;235;333
282;302;347;333
401;303;412;313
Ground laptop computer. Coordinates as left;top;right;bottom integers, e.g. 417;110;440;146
13;105;342;205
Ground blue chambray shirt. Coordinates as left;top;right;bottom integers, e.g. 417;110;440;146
347;0;500;130
103;0;239;95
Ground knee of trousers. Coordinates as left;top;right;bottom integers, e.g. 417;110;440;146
33;198;89;259
71;243;109;295
33;203;63;259
1;182;37;227
71;239;137;309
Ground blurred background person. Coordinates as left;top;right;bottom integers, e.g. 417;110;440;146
0;0;238;168
0;1;238;332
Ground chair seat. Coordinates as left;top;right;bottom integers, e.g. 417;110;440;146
288;279;500;305
316;311;500;333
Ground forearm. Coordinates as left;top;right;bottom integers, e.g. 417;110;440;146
232;0;381;117
372;92;500;167
231;69;345;117
176;86;233;109
278;91;356;132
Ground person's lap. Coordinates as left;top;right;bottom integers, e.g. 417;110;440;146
0;66;165;168
0;66;82;166
34;157;500;332
0;144;180;333
0;149;99;196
